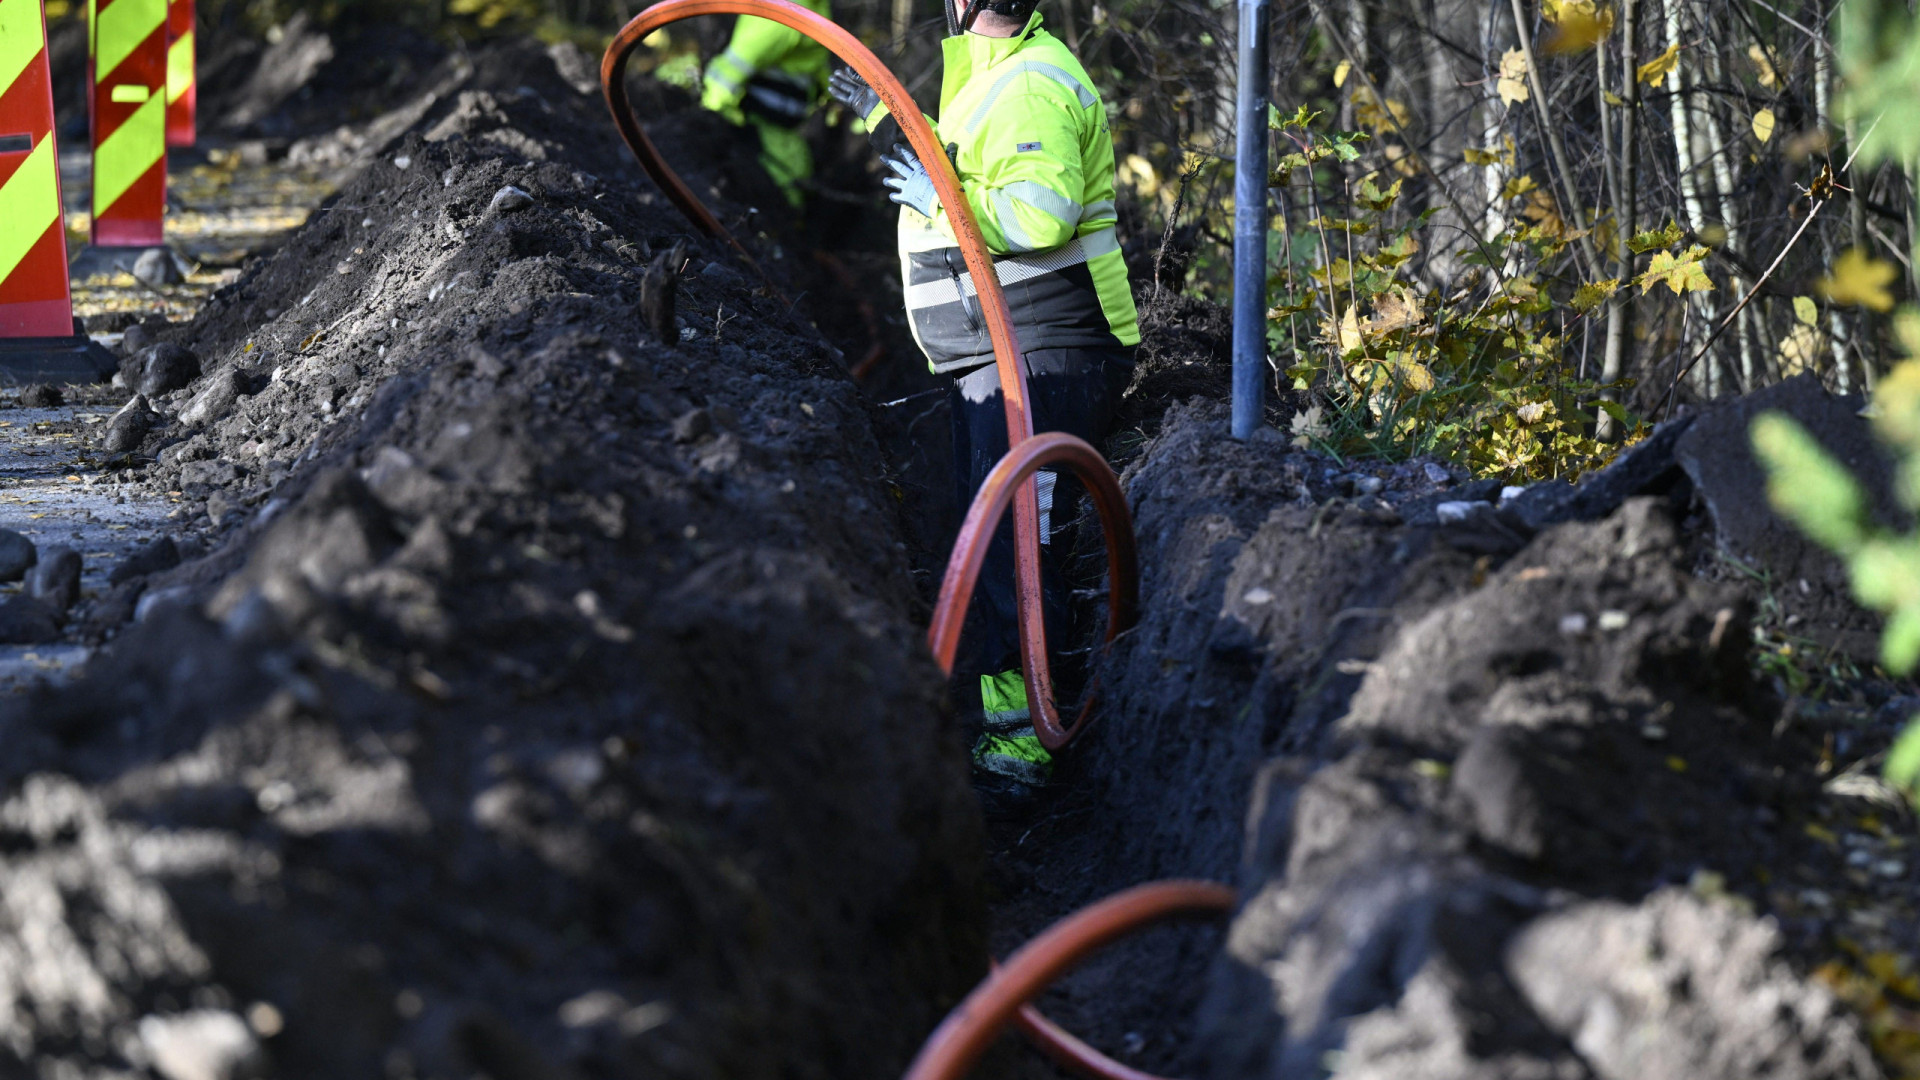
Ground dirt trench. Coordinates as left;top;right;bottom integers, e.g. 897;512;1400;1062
8;11;1920;1080
0;36;990;1080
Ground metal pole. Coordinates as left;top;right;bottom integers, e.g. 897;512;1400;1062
1230;0;1270;440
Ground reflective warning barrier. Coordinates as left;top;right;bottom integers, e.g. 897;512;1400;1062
89;0;168;246
165;0;191;146
0;0;79;339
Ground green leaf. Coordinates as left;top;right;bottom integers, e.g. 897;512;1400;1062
1571;279;1621;313
1887;719;1920;802
1628;221;1686;253
1883;604;1920;675
1793;295;1819;326
1749;412;1870;554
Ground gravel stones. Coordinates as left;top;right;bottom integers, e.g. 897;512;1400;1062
103;394;158;454
0;530;35;582
135;343;201;396
488;184;534;213
25;547;81;612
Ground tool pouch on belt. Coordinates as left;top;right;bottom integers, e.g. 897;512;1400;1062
739;70;814;127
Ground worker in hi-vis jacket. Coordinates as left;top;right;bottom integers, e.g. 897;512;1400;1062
701;0;834;207
830;0;1139;812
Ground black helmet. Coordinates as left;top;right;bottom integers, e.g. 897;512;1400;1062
945;0;1038;35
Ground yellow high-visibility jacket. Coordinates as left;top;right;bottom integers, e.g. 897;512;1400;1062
700;0;833;126
864;13;1140;373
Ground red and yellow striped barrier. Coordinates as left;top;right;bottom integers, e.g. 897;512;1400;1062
164;0;191;146
0;0;79;338
89;0;168;247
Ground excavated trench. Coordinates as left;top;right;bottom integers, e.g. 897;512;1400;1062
0;11;1916;1080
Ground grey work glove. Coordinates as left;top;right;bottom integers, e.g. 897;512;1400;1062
881;145;939;219
828;67;881;121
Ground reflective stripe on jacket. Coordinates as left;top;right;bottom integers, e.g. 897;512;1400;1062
700;0;832;124
891;13;1139;373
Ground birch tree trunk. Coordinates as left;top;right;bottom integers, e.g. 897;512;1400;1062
1599;0;1639;438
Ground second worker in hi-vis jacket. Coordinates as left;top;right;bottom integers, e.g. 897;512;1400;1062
831;0;1139;812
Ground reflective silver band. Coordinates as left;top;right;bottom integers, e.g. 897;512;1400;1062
903;227;1120;310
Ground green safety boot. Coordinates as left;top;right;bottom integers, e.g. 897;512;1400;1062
971;670;1051;817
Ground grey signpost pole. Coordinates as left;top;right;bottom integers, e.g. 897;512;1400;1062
1230;0;1270;440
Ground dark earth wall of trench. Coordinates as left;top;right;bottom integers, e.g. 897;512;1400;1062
0;40;988;1080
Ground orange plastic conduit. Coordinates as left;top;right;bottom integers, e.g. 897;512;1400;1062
600;0;1049;697
926;431;1139;748
604;18;1165;1079
902;880;1238;1080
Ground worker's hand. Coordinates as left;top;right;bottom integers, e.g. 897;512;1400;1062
828;68;882;123
880;145;939;218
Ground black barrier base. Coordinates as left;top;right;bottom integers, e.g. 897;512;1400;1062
0;329;119;385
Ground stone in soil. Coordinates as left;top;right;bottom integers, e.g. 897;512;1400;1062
137;1010;265;1080
0;530;35;582
0;596;62;644
102;394;158;454
108;536;181;585
179;367;251;427
17;384;62;408
0;530;35;580
25;547;81;612
134;342;201;397
132;247;187;289
488;184;533;213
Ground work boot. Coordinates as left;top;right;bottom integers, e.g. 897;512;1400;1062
971;670;1051;818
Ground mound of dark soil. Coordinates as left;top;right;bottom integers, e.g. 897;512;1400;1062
1203;497;1875;1079
1004;392;1909;1079
0;37;984;1080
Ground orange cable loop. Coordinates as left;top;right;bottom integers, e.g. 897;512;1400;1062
602;16;1166;1079
903;880;1238;1080
926;431;1139;749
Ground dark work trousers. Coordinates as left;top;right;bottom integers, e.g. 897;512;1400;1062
948;346;1134;684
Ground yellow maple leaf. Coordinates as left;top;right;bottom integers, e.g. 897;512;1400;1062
1752;108;1775;143
1350;88;1411;134
1543;0;1614;53
1778;323;1823;375
1637;42;1681;87
1333;59;1351;87
1497;48;1530;105
1748;43;1780;89
1522;188;1568;238
1817;248;1899;312
1364;289;1424;337
1324;307;1364;354
1502;174;1540;200
1636;244;1714;295
1463;147;1501;166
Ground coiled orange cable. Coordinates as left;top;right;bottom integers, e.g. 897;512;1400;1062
903;880;1237;1080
